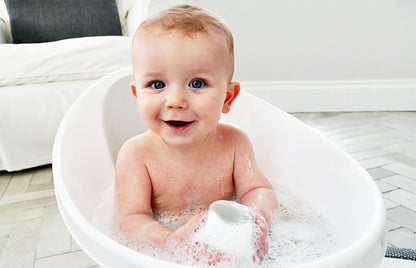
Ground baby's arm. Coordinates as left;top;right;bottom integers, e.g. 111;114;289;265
113;138;204;249
232;129;278;257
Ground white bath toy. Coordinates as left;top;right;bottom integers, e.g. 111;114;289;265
53;68;386;267
192;200;256;258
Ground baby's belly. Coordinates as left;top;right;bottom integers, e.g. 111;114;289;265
151;186;235;214
152;188;234;230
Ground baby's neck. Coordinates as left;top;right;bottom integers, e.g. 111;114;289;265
155;128;220;157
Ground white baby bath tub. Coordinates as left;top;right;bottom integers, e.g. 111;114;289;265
53;68;386;267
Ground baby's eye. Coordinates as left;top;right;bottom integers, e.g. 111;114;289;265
151;81;166;90
189;79;206;89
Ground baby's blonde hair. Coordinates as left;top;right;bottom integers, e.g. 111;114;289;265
134;4;235;79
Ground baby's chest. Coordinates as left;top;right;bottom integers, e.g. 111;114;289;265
150;169;235;211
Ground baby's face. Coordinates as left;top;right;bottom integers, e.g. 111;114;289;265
132;30;234;148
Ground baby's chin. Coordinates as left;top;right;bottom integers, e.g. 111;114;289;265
160;133;215;149
161;137;205;149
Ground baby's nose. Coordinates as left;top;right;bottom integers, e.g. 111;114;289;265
165;87;189;109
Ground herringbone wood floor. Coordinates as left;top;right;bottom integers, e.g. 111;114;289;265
293;112;416;250
0;112;415;267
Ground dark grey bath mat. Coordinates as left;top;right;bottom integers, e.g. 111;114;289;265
385;246;416;261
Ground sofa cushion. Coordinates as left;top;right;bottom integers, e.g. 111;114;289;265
5;0;122;43
0;36;132;86
116;0;137;35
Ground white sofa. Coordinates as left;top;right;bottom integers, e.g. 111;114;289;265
0;0;149;171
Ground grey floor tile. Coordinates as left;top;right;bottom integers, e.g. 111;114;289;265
0;207;44;225
0;173;11;199
387;227;416;249
0;197;56;225
387;206;416;231
384;138;416;150
0;219;42;268
336;130;396;147
343;137;406;154
376;180;398;193
349;148;389;161
32;166;53;183
0;196;56;215
382;175;416;195
0;236;7;248
27;182;55;193
36;205;71;259
384;197;400;210
367;168;397;180
3;170;33;197
71;237;82;252
384;153;416;167
28;167;54;193
382;257;416;267
386;219;401;232
34;250;97;268
0;189;55;207
329;126;392;143
359;157;395;169
384;163;416;180
384;189;416;212
0;224;12;237
324;125;363;137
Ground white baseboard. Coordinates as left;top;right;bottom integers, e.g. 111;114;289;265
241;79;416;112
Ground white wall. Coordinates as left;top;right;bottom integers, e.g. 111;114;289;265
153;0;416;111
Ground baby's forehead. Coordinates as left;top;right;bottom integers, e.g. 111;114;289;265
137;26;223;43
133;26;234;80
134;28;230;58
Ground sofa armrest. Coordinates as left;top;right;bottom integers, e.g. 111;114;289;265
126;0;150;37
0;19;11;43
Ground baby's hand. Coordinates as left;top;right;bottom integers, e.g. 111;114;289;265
166;212;229;264
166;212;207;245
188;241;229;264
252;209;269;260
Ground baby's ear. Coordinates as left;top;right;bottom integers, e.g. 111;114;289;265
222;82;240;113
131;81;137;98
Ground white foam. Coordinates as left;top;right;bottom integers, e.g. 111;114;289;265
93;183;336;267
261;186;335;267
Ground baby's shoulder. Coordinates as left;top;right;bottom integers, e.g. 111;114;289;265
218;123;251;145
117;131;154;161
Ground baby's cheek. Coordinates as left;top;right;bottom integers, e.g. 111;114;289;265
200;102;223;121
139;102;158;119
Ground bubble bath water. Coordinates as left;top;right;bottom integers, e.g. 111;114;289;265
93;184;335;267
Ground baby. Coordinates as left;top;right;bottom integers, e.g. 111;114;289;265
113;4;278;263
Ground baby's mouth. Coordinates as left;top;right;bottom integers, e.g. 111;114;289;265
167;121;191;127
164;120;194;131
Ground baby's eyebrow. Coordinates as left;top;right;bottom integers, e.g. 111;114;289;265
191;68;212;76
142;72;164;78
